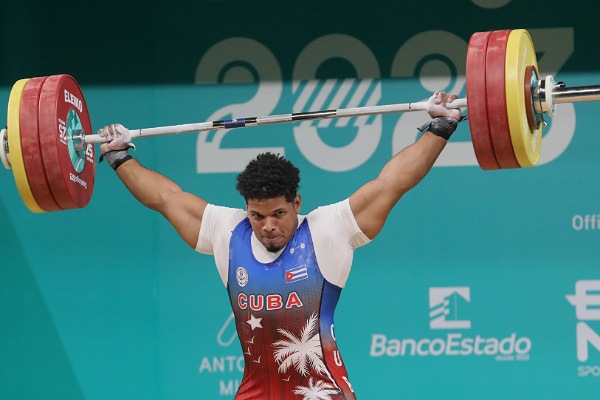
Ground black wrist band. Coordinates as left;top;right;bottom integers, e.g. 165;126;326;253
418;116;460;140
101;150;133;171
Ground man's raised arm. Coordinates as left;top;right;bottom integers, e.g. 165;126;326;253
349;92;462;239
99;123;207;248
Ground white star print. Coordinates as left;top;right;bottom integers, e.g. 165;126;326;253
247;314;263;330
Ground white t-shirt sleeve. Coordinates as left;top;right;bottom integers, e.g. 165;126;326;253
307;198;370;288
196;204;246;285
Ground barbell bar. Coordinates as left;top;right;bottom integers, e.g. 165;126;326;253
74;98;468;149
72;80;600;148
2;28;600;213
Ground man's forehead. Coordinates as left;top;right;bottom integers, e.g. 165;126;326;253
246;197;290;212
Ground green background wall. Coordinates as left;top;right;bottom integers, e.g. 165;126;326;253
1;1;599;399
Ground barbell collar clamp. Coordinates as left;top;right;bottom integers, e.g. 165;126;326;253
72;129;86;152
532;77;600;119
0;128;11;170
538;75;556;117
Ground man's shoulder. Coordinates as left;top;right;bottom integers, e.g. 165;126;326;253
306;198;350;218
206;204;246;219
204;204;247;233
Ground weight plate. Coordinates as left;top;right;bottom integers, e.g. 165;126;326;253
505;29;542;167
485;30;520;169
38;74;95;209
466;31;500;170
7;79;45;213
20;76;63;211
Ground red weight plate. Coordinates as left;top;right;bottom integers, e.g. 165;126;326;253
485;30;520;169
466;31;500;170
20;76;63;211
38;74;95;210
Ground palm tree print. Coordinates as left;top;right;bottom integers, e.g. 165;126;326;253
273;313;328;376
293;377;340;400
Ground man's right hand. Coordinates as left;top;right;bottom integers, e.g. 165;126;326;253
98;123;133;154
426;91;461;121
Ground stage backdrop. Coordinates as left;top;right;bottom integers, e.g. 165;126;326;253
1;1;599;399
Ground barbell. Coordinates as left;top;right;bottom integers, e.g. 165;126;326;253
2;29;600;213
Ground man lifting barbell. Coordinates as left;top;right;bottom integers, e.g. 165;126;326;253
97;92;461;399
4;27;600;399
4;28;599;214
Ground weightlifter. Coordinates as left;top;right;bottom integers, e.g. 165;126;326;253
98;91;462;399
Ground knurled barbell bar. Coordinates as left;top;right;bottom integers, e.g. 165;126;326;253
2;29;600;213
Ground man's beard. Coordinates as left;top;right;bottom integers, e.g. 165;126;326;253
266;244;282;253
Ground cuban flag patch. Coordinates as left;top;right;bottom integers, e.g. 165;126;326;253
285;265;308;284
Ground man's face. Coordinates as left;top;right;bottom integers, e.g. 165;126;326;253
246;195;301;253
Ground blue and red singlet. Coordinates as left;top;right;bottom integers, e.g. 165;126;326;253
197;199;370;399
228;218;354;399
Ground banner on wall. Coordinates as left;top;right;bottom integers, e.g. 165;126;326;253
3;75;593;400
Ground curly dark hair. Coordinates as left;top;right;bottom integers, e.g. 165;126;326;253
236;152;300;202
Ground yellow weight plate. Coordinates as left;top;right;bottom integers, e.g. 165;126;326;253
505;29;542;167
7;78;45;213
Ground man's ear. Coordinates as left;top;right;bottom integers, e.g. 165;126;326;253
294;195;302;213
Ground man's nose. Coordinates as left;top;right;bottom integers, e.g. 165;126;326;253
263;217;276;231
